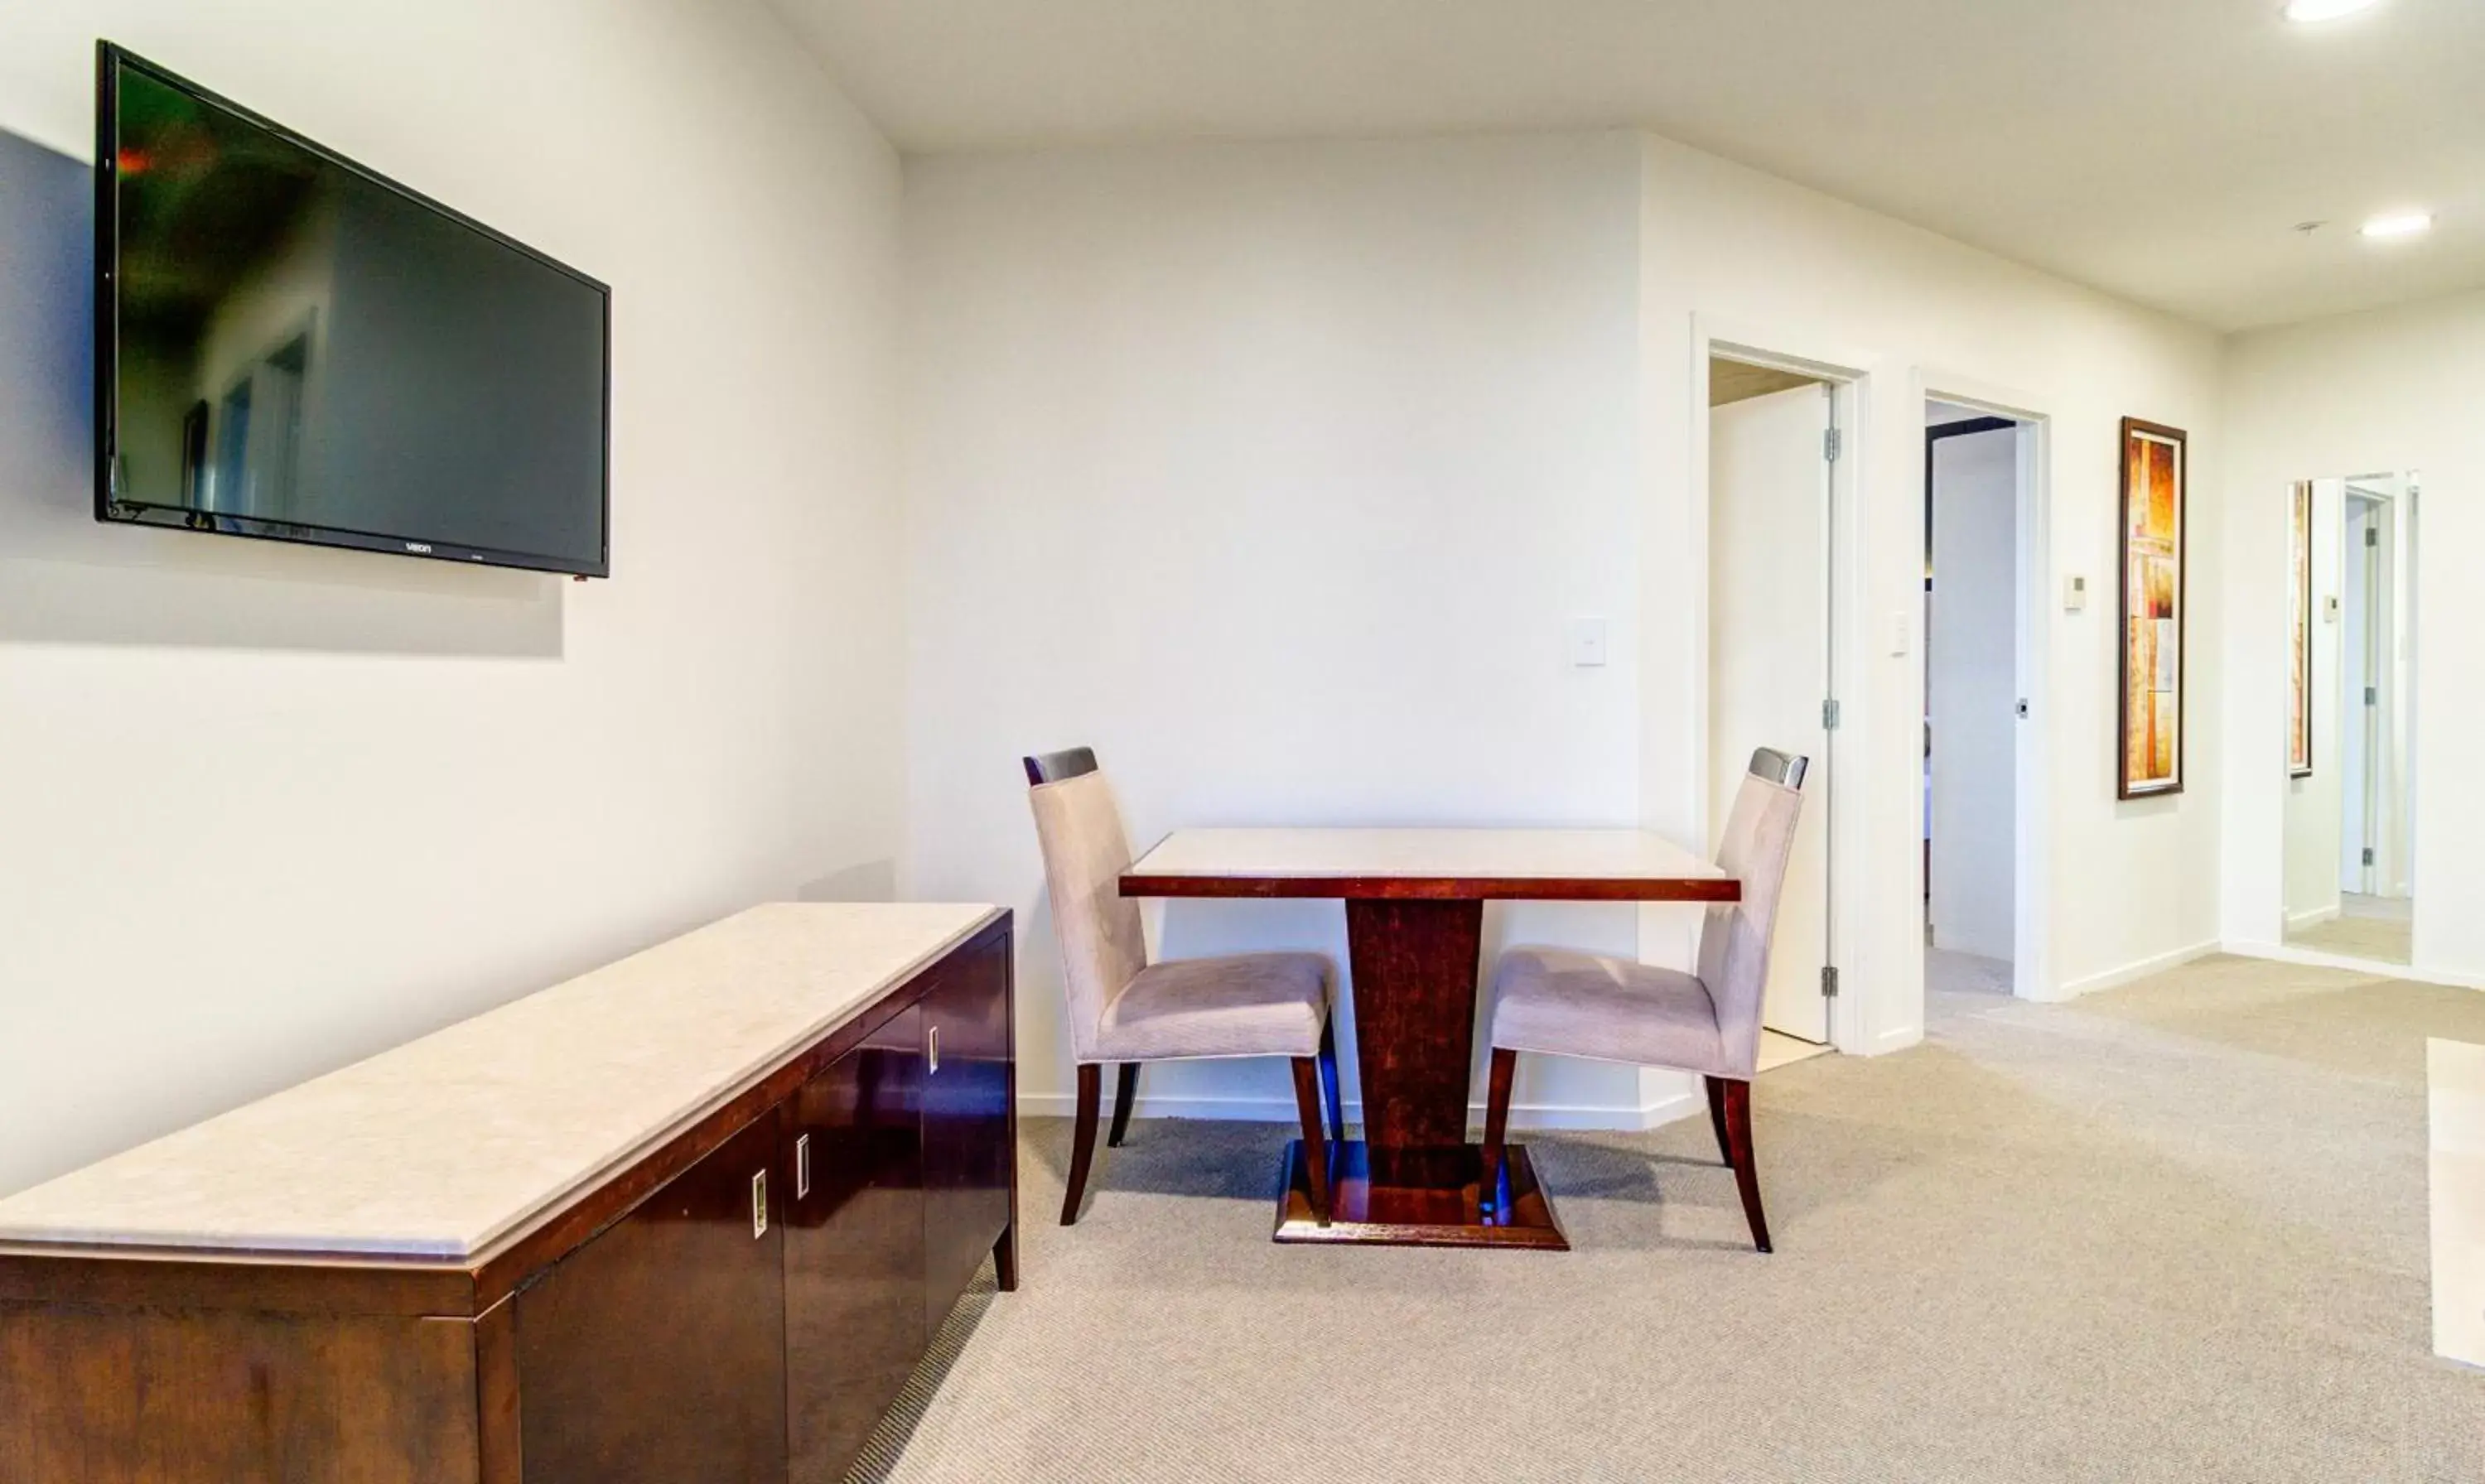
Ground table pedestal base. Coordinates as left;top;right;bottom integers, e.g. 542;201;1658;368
1272;1140;1568;1250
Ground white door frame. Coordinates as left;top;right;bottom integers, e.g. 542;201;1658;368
2344;488;2385;896
2340;476;2414;904
2388;476;2419;908
1920;371;2058;1004
1688;316;1875;1054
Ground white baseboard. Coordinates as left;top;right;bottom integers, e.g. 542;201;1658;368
2221;939;2485;991
2053;938;2220;1000
1016;1089;1704;1134
2410;963;2485;991
2287;904;2342;930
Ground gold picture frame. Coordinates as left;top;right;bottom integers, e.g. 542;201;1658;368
2119;418;2186;799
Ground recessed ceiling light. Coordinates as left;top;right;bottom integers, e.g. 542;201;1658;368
2360;211;2434;239
2285;0;2381;20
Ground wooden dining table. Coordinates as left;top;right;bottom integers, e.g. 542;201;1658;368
1121;828;1737;1250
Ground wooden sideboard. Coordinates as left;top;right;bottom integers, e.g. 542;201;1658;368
0;905;1017;1484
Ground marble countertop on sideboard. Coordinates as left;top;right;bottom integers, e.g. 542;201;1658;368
0;901;1001;1262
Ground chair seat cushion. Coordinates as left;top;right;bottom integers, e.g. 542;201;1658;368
1093;952;1332;1062
1489;948;1730;1077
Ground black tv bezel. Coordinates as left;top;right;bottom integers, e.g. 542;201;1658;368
94;41;613;580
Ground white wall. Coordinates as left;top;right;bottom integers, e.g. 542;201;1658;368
2222;287;2485;978
903;128;2229;1128
1928;426;2017;961
0;0;906;1197
1637;135;2227;1032
900;134;1654;1125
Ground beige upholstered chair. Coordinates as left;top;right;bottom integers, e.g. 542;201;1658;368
1025;748;1344;1226
1481;748;1808;1252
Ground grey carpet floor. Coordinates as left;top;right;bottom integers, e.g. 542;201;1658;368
852;954;2485;1482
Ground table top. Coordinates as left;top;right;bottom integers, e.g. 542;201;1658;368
1122;827;1735;902
0;902;1001;1262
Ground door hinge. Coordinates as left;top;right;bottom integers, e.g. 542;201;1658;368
2015;698;2030;719
2365;686;2379;707
2362;847;2376;867
1825;427;1843;462
2367;526;2381;547
1821;965;1841;998
1822;697;1841;730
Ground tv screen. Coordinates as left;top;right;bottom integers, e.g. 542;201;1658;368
95;44;610;576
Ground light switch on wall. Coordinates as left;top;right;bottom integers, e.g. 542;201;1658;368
1569;616;1608;667
1886;610;1911;657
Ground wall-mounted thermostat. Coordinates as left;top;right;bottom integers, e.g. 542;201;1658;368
2063;575;2088;612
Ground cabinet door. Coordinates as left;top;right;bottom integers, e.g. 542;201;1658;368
515;1111;787;1484
784;1005;926;1484
919;939;1014;1332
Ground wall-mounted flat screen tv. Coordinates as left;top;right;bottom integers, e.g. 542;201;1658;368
95;43;610;577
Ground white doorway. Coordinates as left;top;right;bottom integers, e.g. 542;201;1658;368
2283;472;2418;966
1708;359;1835;1053
1924;401;2031;998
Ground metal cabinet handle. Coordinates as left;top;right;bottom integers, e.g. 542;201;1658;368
929;1024;940;1075
750;1169;767;1239
794;1134;810;1200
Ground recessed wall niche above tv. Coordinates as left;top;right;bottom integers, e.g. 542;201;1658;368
94;42;611;577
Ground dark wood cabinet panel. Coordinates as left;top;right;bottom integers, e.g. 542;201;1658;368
784;1006;926;1484
0;1302;480;1483
2;914;1016;1484
515;1111;788;1484
920;939;1015;1332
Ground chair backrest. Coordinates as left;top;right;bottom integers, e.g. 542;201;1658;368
1697;749;1809;1077
1024;749;1145;1062
1748;746;1807;790
1024;747;1100;786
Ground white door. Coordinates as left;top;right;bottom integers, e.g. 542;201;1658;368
1710;382;1833;1043
2341;495;2376;894
1927;426;2019;961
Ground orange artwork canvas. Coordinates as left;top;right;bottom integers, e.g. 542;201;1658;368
2119;420;2185;798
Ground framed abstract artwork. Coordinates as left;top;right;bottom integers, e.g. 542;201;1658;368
2118;418;2187;799
2289;480;2314;778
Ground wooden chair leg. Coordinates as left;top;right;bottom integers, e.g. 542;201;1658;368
992;1222;1019;1291
1480;1047;1518;1214
1060;1062;1102;1226
1317;1018;1345;1141
1719;1077;1772;1254
1704;1074;1732;1165
1289;1056;1332;1226
1107;1062;1140;1148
